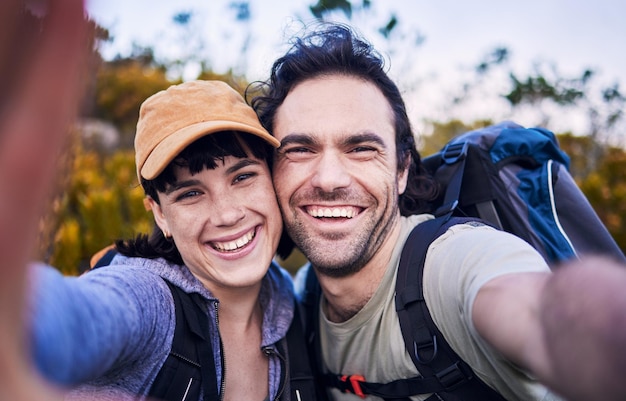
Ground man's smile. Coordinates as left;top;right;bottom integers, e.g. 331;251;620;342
304;205;361;219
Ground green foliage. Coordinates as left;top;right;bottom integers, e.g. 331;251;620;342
310;0;355;19
504;69;591;107
577;147;626;248
556;134;626;249
95;61;175;147
45;143;152;275
555;133;596;180
51;219;83;276
308;0;402;46
419;119;493;156
475;48;509;75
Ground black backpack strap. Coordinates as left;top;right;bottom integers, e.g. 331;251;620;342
431;140;503;230
321;369;473;400
300;215;504;401
89;250;220;399
300;266;333;401
285;299;320;401
433;141;469;218
148;279;219;401
91;248;118;269
394;216;506;400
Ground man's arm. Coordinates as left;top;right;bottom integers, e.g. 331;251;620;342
473;256;626;401
0;0;88;399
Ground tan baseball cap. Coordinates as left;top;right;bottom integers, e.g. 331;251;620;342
135;80;280;181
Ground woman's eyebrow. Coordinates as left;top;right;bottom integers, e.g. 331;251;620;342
164;179;201;195
225;158;261;175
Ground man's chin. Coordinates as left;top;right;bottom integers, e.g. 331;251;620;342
309;254;367;278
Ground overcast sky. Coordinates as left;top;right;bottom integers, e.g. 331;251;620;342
85;0;626;135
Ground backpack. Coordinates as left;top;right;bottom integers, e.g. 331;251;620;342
302;121;626;400
422;121;625;265
91;249;318;401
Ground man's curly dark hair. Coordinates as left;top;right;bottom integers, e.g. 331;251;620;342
250;23;439;216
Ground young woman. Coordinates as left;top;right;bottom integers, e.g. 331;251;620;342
28;80;300;401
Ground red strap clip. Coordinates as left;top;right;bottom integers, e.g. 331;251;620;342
340;374;366;398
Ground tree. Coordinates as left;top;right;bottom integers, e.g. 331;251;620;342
95;58;174;148
306;0;425;76
506;66;625;177
578;146;626;249
38;133;151;275
419;119;493;156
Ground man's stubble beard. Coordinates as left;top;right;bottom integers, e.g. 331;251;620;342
282;196;400;279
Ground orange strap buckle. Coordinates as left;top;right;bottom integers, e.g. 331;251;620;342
340;374;366;398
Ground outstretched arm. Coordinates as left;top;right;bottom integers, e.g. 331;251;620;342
539;257;626;401
473;256;626;401
0;0;88;399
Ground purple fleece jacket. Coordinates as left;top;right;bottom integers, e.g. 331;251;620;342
28;255;295;400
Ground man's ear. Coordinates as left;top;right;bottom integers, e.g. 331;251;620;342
146;196;170;237
398;153;410;195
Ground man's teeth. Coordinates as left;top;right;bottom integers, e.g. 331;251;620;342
308;207;356;218
212;230;255;252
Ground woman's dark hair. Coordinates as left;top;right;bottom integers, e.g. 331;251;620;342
115;131;274;264
250;23;438;216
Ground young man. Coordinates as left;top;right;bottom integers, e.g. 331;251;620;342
252;24;626;401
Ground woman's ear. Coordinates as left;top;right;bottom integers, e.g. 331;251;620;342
146;196;171;238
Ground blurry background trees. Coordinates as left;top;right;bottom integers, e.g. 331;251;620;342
37;0;625;275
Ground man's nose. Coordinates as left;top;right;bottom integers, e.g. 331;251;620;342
310;151;351;192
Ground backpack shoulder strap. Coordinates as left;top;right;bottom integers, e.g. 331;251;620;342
92;251;311;400
90;246;117;269
299;220;505;400
285;298;321;401
394;216;506;400
148;279;218;401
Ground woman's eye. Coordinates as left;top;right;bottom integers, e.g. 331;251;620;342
233;172;256;184
176;190;201;201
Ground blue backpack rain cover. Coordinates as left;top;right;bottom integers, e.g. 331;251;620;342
423;120;625;265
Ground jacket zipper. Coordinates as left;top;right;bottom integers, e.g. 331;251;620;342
263;345;288;401
213;301;226;401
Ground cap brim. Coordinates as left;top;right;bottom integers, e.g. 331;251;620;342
141;120;280;180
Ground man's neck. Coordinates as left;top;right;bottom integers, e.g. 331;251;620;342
316;217;403;323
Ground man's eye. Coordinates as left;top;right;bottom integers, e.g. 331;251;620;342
348;146;378;160
284;146;312;154
351;146;376;153
279;147;315;161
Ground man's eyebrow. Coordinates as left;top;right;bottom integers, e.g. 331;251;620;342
277;134;317;149
342;132;387;149
278;132;386;149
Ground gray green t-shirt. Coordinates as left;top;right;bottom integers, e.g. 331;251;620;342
318;214;563;401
